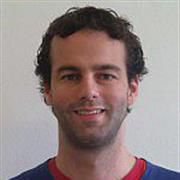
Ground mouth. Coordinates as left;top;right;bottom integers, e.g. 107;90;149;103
74;108;106;116
72;107;107;125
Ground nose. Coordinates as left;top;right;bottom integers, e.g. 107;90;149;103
78;75;100;101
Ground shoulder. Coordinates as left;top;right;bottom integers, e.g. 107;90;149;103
142;160;180;180
10;159;53;180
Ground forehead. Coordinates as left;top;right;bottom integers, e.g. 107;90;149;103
50;30;126;70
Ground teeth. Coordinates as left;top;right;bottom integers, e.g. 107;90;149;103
76;109;103;115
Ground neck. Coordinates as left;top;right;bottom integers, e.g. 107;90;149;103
55;124;135;180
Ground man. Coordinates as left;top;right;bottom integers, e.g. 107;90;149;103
11;6;179;180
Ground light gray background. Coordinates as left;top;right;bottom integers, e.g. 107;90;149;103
1;1;179;179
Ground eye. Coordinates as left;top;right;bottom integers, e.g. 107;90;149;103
60;74;80;81
98;73;117;81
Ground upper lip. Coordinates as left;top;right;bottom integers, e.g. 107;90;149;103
73;107;106;112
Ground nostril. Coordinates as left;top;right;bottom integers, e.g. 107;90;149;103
80;94;98;100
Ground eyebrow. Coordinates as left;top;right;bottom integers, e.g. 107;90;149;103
92;64;121;72
57;64;121;74
57;66;80;74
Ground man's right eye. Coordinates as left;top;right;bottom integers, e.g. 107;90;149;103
60;74;80;81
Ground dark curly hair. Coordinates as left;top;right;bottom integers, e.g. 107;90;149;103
35;6;148;93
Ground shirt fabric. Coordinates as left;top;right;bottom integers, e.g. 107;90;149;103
48;157;146;180
10;157;180;180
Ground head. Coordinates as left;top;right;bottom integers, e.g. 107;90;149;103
35;6;148;150
35;6;147;94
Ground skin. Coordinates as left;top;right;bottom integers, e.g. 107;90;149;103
45;30;138;180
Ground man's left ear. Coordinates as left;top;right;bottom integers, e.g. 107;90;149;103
127;77;139;106
44;83;53;106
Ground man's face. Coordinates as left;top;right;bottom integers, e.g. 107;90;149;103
45;30;138;150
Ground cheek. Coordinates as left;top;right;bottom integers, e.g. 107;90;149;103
52;85;76;100
51;90;72;108
104;86;128;103
108;95;127;110
104;89;128;117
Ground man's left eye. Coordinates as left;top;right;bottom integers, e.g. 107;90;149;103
98;74;117;80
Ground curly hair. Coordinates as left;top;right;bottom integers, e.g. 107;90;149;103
35;6;148;93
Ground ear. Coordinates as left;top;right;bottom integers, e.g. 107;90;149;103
127;76;139;106
44;83;52;106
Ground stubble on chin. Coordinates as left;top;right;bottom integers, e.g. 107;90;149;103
52;99;128;151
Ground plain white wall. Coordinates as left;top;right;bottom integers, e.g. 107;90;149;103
1;1;179;179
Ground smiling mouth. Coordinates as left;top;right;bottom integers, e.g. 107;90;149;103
74;109;106;116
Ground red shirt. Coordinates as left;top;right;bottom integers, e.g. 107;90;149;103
48;157;146;180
